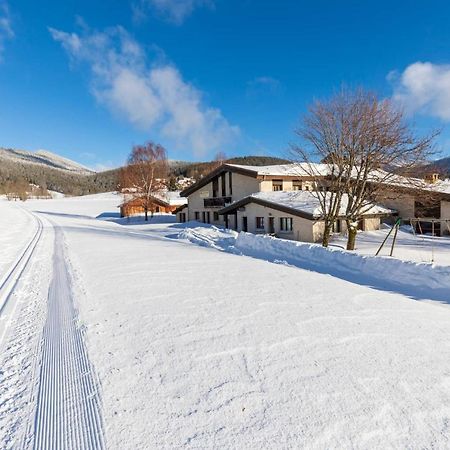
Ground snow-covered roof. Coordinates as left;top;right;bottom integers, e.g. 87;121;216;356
221;191;394;219
120;191;187;207
227;163;330;177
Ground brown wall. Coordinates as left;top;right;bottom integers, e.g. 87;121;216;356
120;202;176;217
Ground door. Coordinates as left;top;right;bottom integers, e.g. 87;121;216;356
242;216;248;232
268;217;275;234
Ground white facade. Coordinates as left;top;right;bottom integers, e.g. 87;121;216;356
182;165;322;227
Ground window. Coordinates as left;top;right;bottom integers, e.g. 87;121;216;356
202;211;206;223
212;177;219;197
293;181;302;191
272;180;283;191
213;212;219;221
280;217;293;232
179;213;186;223
256;217;265;229
228;172;233;195
194;211;200;221
221;173;226;196
206;212;211;224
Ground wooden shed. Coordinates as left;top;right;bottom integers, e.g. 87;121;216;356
120;195;178;217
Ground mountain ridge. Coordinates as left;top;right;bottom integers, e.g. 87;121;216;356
0;148;94;175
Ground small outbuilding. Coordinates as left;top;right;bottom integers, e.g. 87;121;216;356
218;191;395;243
119;191;187;218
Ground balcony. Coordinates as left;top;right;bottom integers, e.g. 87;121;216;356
204;197;232;208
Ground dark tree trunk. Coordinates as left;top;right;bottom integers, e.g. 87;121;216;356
322;222;332;247
144;208;148;221
346;219;357;250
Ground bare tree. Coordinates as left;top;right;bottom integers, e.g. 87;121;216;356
293;88;438;250
211;151;228;170
120;142;169;221
291;94;357;247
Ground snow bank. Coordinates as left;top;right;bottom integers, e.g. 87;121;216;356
235;232;450;294
177;225;238;251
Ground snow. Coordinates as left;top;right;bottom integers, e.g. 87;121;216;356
165;190;188;206
229;163;450;197
330;226;450;266
234;231;450;301
247;191;393;217
0;199;35;280
2;193;450;448
228;162;330;177
0;148;93;174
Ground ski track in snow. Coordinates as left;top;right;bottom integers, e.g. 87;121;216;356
30;223;105;450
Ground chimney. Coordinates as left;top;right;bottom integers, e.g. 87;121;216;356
424;173;440;184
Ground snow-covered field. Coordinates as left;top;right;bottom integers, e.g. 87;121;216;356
331;226;450;266
1;193;450;448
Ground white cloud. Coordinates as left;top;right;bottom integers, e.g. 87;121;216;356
49;25;238;156
0;0;13;60
391;62;450;121
133;0;214;25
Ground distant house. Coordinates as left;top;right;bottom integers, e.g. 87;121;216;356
174;204;188;223
218;191;394;243
377;173;450;236
119;191;187;218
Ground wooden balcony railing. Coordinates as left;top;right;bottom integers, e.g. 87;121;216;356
204;197;232;208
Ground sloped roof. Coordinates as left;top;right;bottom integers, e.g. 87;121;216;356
226;163;330;177
120;191;187;207
180;162;329;197
219;191;395;220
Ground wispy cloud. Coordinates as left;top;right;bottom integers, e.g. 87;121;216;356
49;24;238;156
0;0;13;60
132;0;214;25
246;76;281;97
390;62;450;121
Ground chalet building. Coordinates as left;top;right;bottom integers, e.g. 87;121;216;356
120;191;187;218
380;180;450;235
218;191;393;243
180;163;450;240
179;163;330;229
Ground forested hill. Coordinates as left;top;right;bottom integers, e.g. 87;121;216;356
0;147;290;196
173;156;291;179
0;148;121;196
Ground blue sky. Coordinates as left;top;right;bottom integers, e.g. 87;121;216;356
1;0;450;169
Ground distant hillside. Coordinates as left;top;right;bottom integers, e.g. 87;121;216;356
428;157;450;177
0;148;290;196
172;156;291;179
0;148;93;175
0;148;119;196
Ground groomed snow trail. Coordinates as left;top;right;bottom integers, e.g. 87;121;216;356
31;224;105;450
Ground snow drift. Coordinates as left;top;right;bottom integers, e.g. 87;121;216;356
235;232;450;295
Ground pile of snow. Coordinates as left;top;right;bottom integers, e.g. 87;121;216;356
177;224;237;250
235;232;450;294
169;224;450;297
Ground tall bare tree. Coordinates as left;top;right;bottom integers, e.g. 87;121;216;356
120;142;169;221
291;94;357;247
293;88;438;250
